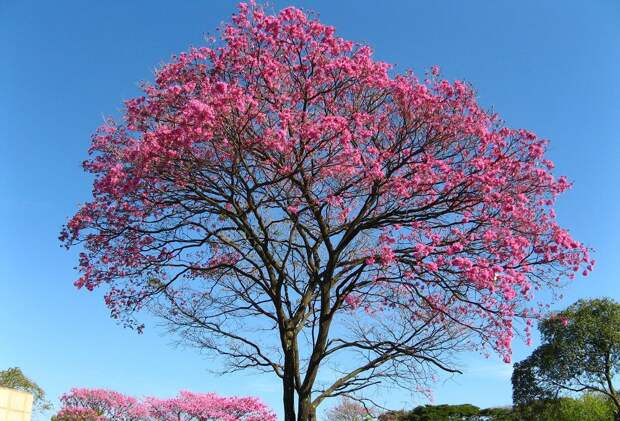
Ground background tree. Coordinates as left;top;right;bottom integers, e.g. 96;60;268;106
0;367;52;413
61;3;591;420
378;404;481;420
512;298;620;420
378;398;613;421
477;406;513;421
325;397;374;421
510;395;615;421
548;393;615;421
52;387;275;421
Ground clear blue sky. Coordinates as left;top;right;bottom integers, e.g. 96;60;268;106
1;0;619;419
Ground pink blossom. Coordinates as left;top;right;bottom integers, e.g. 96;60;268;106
60;1;592;382
54;388;275;421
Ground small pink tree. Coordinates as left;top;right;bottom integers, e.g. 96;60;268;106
54;407;105;421
326;398;374;421
146;391;276;421
53;389;148;421
52;388;275;421
61;2;591;420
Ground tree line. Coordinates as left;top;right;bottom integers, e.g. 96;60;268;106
5;298;618;420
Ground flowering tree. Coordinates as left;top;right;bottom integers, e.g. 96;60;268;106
146;391;275;421
53;389;148;421
61;2;591;420
325;398;374;421
52;388;275;421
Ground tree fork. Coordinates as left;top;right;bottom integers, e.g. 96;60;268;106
297;396;317;421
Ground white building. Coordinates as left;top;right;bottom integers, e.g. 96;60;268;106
0;387;33;421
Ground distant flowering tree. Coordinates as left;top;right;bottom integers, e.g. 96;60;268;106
61;2;591;420
52;388;275;421
53;388;148;421
146;391;275;421
326;398;374;421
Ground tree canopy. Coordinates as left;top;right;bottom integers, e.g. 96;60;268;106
52;388;275;421
325;398;374;421
512;298;620;418
378;403;509;420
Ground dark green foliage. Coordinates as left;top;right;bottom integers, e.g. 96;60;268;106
378;403;498;420
512;298;620;418
378;395;614;421
512;344;557;406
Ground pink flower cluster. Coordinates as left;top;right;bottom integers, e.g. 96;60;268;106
54;388;275;421
60;1;591;363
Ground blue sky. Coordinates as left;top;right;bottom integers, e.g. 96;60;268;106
1;0;619;419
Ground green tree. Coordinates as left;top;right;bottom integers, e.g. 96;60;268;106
558;393;616;421
514;394;614;421
0;367;51;413
512;298;620;420
378;404;482;420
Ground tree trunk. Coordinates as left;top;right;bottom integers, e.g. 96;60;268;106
297;396;316;421
282;350;297;421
